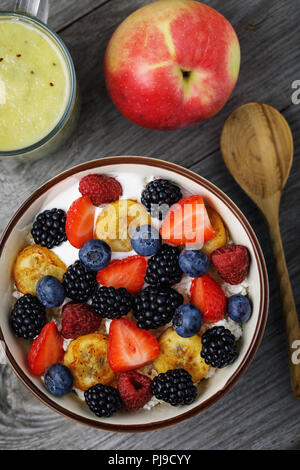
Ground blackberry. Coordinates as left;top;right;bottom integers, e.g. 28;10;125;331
31;209;67;249
151;369;197;406
133;285;183;329
141;179;182;220
84;384;122;417
92;286;132;319
63;260;97;302
201;326;238;368
145;244;182;286
11;294;46;339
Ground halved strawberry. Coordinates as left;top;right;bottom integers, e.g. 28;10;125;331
190;274;226;324
65;195;95;249
28;321;64;376
97;255;147;294
108;318;160;373
160;195;215;246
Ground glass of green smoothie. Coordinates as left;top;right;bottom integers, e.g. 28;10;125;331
0;0;79;161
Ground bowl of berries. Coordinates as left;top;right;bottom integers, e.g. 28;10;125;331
0;156;268;431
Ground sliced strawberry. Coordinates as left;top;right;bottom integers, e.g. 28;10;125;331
97;255;147;294
65;195;95;249
108;318;160;373
190;274;226;324
160;195;215;246
28;321;64;376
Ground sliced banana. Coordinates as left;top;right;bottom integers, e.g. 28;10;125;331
153;327;210;383
13;244;67;295
203;206;227;256
63;333;115;391
95;199;151;252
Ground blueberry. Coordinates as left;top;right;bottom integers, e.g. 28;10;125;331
44;364;74;397
79;239;111;271
36;276;65;308
227;295;252;323
130;225;161;256
178;249;210;277
173;303;202;338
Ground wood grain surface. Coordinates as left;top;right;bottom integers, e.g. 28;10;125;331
0;0;300;450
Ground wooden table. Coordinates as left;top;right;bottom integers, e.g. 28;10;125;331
0;0;299;450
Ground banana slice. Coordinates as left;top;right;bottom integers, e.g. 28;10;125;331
153;328;210;383
203;206;227;256
63;333;115;391
13;244;67;295
95;199;151;252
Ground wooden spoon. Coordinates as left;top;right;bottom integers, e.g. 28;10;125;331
220;102;300;398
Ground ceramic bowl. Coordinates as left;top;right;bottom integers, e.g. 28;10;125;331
0;156;268;432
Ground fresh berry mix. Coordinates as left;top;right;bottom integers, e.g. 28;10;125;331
151;369;197;406
117;371;152;410
61;303;102;338
44;363;74;397
84;384;122;417
201;326;238;368
179;249;210;278
36;275;65;308
141;179;182;219
63;260;98;302
133;285;183;330
130;224;161;256
11;170;252;418
11;294;46;339
145;244;182;286
173;304;202;338
31;208;67;249
92;286;132;319
79;174;123;206
79;239;111;271
227;295;252;323
211;245;250;285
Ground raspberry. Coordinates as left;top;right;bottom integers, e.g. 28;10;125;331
117;371;152;410
79;174;122;206
61;303;102;339
211;245;250;285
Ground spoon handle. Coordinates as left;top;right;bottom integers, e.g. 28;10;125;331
268;218;300;398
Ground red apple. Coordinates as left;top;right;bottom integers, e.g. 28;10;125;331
104;0;240;130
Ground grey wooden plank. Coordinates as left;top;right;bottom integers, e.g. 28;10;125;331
0;0;300;450
1;0;108;31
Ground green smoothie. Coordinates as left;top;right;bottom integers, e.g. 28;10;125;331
0;19;70;151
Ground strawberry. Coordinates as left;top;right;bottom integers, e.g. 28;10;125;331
160;195;215;246
65;195;95;249
117;371;152;410
28;321;64;376
97;255;147;294
211;245;250;285
190;274;226;324
79;174;123;206
61;302;102;339
108;318;160;373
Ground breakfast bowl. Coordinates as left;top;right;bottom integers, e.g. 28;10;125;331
0;156;268;432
